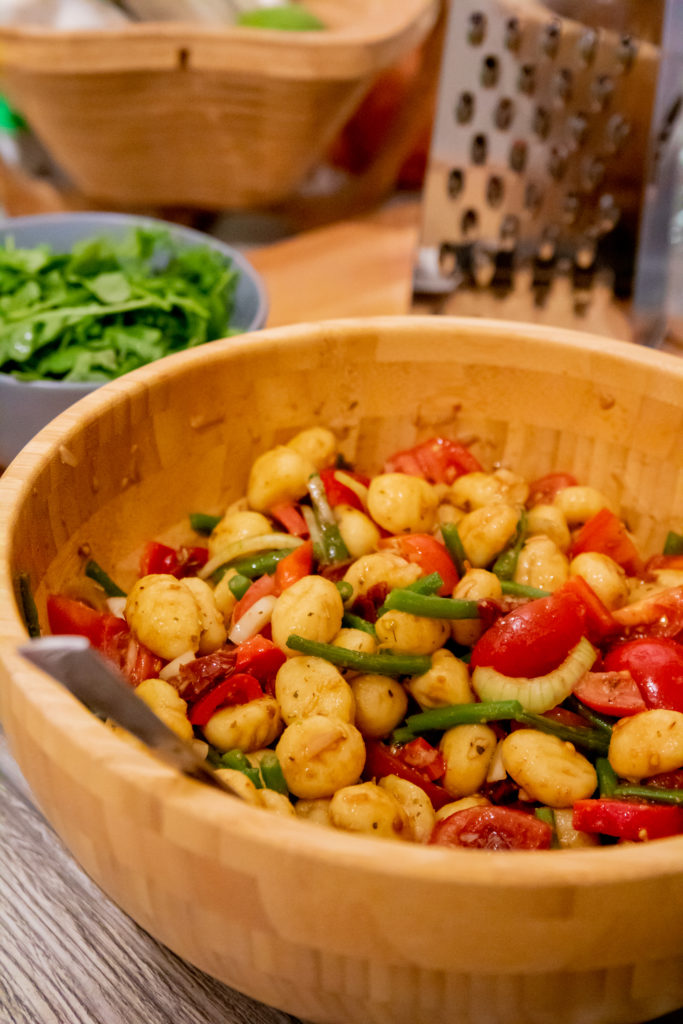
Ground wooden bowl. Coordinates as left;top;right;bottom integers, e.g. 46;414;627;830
0;0;439;209
1;316;683;1024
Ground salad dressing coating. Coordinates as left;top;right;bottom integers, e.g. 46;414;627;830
44;429;683;850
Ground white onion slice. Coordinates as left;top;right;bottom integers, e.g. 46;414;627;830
471;637;597;714
332;470;369;510
199;533;302;579
228;594;278;644
159;650;196;681
106;596;127;619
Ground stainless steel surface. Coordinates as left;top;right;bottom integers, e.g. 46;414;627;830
413;0;682;340
18;635;245;799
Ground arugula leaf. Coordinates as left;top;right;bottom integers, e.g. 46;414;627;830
0;227;239;382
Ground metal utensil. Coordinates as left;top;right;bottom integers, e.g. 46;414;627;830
18;635;245;799
413;0;683;342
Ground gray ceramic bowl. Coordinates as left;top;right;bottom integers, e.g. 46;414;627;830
0;212;268;468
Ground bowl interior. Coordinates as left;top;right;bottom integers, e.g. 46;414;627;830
2;316;683;1023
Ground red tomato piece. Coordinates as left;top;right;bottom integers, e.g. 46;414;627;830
570;508;644;575
188;672;263;726
274;540;313;595
231;573;277;624
527;471;577;507
572;798;683;841
646;554;683;572
429;805;553;850
364;739;452;809
554;576;618;643
234;634;286;687
395;736;446;782
469;590;585;678
47;594;128;654
383;437;482;485
268;502;309;538
612;585;683;641
319;468;369;511
602;637;683;712
139;540;208;578
573;669;647;717
647;768;683;789
379;534;458;595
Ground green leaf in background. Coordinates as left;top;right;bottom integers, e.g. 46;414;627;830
0;226;238;383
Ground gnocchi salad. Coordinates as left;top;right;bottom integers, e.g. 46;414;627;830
43;428;683;850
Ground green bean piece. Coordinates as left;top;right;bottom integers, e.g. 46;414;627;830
259;751;289;795
405;700;523;733
212;548;293;582
440;522;467;577
500;580;550;599
380;588;479;620
286;634;431;677
376;572;444;617
341;612;377;636
565;695;614;734
534;806;560;848
16;572;40;637
493;510;528;581
613;784;683;806
306;473;350;565
220;749;262;788
228;573;252;600
515;709;611;754
84;559;126;598
189;512;222;536
596;757;618;797
336;580;354;603
663;529;683;556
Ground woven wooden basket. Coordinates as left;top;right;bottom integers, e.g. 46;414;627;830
0;0;439;209
2;316;683;1024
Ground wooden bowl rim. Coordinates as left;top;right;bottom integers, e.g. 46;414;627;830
3;315;683;890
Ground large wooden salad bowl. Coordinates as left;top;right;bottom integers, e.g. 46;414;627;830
1;316;683;1024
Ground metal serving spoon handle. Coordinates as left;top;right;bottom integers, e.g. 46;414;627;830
18;635;245;799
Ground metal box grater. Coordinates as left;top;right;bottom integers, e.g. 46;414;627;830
413;0;683;344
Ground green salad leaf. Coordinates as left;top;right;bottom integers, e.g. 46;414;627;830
0;226;239;382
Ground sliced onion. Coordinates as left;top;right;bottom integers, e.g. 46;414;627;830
199;533;302;579
333;470;369;510
160;649;196;681
106;596;127;619
228;594;278;644
471;637;597;713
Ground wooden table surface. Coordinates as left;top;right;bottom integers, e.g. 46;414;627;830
1;199;682;1024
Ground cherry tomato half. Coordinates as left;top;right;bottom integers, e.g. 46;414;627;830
572;669;647;717
470;590;584;678
429;805;553;850
573;798;683;841
527;471;578;507
602;637;683;712
570;508;643;575
383;437;482;485
379;533;458;595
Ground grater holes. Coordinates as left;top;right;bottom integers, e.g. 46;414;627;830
447;168;464;199
562;192;580;225
605;113;631;153
597;193;620;232
538;225;559;261
503;16;521;52
568;112;589;146
509;139;527;172
499;214;519;249
467;11;486;46
486;174;505;207
541;19;562;59
591;74;614;112
471;133;488;165
532;106;551;140
615;34;637;72
517;64;536;96
582;156;606;191
461;208;479;238
494;97;515;130
456;91;476;124
524;182;543;215
548;145;568;181
553;68;573;105
438;243;458;278
481;55;500;88
577;28;598;65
